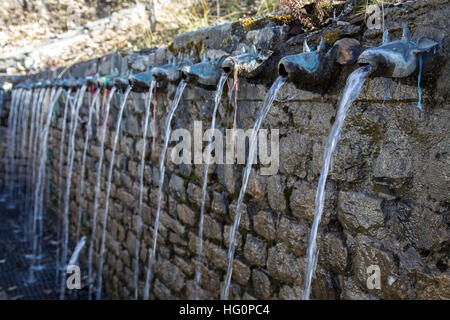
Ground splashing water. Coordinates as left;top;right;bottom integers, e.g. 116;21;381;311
221;76;287;300
195;73;228;300
303;66;372;300
96;85;132;300
76;88;101;241
134;79;156;300
68;236;87;267
144;80;187;300
87;86;117;299
60;85;87;300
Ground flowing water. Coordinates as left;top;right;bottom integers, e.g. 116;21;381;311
55;88;74;283
76;88;101;240
28;88;46;248
134;79;156;300
1;89;15;202
303;66;372;300
87;86;117;299
195;73;228;300
221;76;287;300
144;80;186;300
18;90;33;236
6;89;22;205
24;89;39;235
96;85;132;300
60;85;87;299
68;236;87;267
28;87;63;283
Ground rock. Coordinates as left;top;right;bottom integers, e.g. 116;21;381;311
203;215;222;242
135;138;150;160
416;272;450;300
267;175;286;212
244;234;267;267
279;132;310;177
229;199;250;230
211;191;227;215
253;210;276;241
310;267;339;300
125;231;137;256
123;114;140;136
318;233;348;274
204;241;227;270
373;132;413;195
247;26;289;49
224;225;243;250
340;277;374;300
252;269;273;299
247;168;267;200
267;243;303;283
153;278;175;299
338;192;385;239
277;216;308;256
177;203;196;226
352;234;395;297
168;174;186;200
173;23;232;52
154;258;185;292
131;55;150;72
334;38;361;65
289;181;316;222
278;285;303;300
187;182;210;207
395;201;447;252
232;259;251;286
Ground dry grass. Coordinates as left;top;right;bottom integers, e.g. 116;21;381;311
145;0;281;47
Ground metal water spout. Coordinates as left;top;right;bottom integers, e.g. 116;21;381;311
54;79;64;88
86;74;99;87
152;57;191;83
74;78;87;88
181;53;228;89
278;37;335;85
114;74;130;91
357;25;439;78
128;67;153;92
96;69;120;90
222;45;273;78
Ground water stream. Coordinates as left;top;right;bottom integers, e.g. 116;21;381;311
87;86;117;299
144;80;186;300
195;73;228;299
76;88;101;241
221;76;287;300
55;88;74;283
96;85;132;300
134;79;156;300
60;85;87;299
303;66;372;300
28;87;63;283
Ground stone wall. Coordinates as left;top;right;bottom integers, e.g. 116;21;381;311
1;0;449;299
